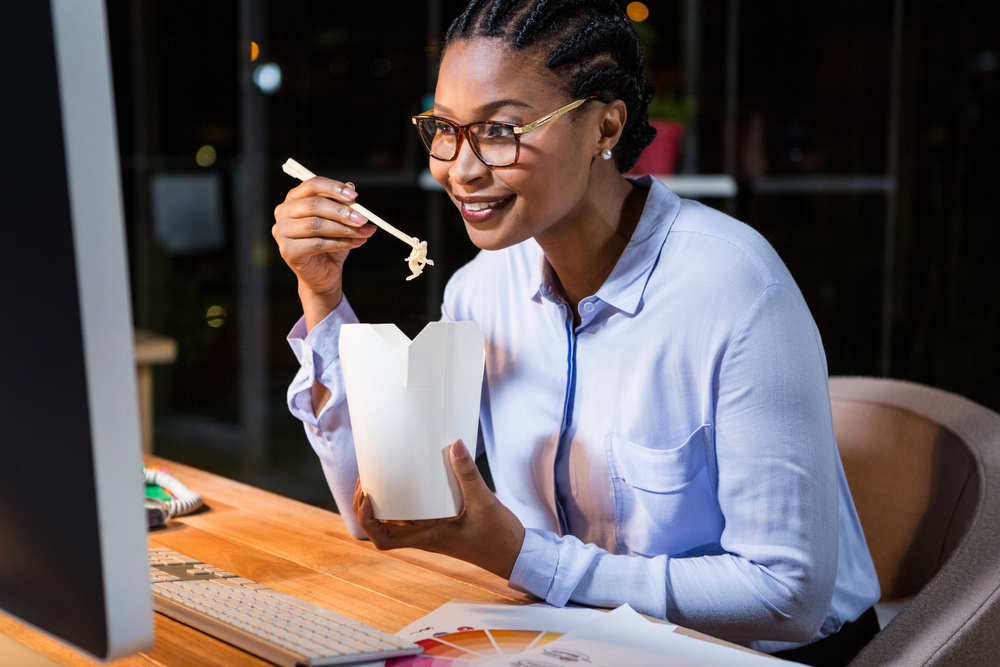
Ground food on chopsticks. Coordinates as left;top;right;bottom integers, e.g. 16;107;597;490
282;158;434;281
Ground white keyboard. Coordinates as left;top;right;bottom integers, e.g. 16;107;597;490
149;548;422;666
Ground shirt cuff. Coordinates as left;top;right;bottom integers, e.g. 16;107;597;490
509;528;560;603
286;297;358;426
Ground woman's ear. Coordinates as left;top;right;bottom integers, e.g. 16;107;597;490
595;99;628;157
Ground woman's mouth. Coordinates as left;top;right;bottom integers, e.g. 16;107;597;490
456;194;515;224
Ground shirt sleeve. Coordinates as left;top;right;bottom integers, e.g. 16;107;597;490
509;285;840;650
285;297;366;539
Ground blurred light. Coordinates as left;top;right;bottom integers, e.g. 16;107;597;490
206;305;226;328
975;51;998;72
195;145;217;167
370;57;392;78
329;55;350;77
253;63;281;94
421;92;435;113
251;41;259;62
626;2;649;21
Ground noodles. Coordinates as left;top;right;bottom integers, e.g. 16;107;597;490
405;241;434;280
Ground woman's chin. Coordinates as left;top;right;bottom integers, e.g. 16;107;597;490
465;226;511;252
464;219;530;252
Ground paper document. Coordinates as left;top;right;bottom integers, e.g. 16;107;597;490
519;604;776;667
340;322;485;520
395;600;604;643
391;602;777;667
479;636;692;666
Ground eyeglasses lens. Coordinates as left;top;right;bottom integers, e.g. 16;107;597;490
420;119;458;160
469;123;517;166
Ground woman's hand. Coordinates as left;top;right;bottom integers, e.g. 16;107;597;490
272;177;376;329
353;440;526;580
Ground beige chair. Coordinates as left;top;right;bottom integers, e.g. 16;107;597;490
829;377;1000;666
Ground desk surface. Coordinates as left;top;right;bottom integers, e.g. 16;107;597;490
0;456;758;666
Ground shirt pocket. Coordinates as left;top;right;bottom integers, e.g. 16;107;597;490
606;425;724;557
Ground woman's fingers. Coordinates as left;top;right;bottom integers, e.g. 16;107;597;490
448;440;490;510
276;197;369;232
273;178;368;246
353;477;453;551
284;176;357;204
273;195;376;264
280;216;376;242
276;232;369;266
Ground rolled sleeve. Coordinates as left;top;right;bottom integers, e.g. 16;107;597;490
285;297;364;535
286;297;359;427
510;528;671;624
509;528;561;601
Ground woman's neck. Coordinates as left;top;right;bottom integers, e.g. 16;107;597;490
534;170;647;324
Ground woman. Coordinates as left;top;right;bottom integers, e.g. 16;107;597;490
272;1;881;664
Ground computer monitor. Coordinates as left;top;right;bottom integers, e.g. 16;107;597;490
0;0;155;661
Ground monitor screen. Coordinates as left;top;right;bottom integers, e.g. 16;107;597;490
0;0;155;660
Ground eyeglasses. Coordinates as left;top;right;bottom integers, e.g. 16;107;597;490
411;97;599;168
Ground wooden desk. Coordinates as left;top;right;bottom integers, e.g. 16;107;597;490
0;457;764;666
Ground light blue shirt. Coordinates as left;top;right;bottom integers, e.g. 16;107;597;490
286;176;880;653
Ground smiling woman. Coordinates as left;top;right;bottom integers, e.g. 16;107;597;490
271;2;881;665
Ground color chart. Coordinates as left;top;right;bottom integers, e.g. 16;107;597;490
387;629;565;666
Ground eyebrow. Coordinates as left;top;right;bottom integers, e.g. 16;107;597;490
434;98;534;117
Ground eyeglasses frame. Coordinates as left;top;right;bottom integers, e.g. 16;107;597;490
411;96;600;168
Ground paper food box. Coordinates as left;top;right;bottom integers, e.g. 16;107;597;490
339;321;485;520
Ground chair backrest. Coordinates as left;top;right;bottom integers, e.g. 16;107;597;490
831;385;978;601
829;377;1000;666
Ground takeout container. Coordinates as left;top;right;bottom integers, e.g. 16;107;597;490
339;321;485;520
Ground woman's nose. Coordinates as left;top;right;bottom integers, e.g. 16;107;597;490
448;134;490;186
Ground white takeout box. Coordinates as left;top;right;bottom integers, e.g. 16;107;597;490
339;321;485;520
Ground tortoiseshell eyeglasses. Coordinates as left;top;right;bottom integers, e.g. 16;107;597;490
411;97;599;168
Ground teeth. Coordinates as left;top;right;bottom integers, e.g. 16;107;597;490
464;201;499;211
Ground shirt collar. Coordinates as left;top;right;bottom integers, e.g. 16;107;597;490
525;245;556;302
525;176;681;314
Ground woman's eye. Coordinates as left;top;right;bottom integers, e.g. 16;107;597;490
484;124;512;138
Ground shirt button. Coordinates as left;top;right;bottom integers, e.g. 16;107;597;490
583;302;595;313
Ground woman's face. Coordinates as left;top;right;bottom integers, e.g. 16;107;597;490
430;38;605;251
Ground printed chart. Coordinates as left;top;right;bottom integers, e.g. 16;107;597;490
387;629;565;666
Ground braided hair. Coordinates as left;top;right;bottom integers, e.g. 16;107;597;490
444;0;657;173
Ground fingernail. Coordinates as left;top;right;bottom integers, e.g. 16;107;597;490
340;185;357;200
453;439;468;459
349;211;367;226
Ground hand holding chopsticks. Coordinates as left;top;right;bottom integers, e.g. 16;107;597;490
282;158;434;281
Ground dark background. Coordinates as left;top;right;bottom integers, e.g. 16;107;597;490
105;0;999;510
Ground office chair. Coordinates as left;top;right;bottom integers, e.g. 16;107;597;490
828;376;1000;666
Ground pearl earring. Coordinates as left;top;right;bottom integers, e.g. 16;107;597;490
601;148;613;160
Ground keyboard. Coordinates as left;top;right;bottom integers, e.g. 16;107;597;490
148;547;423;666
